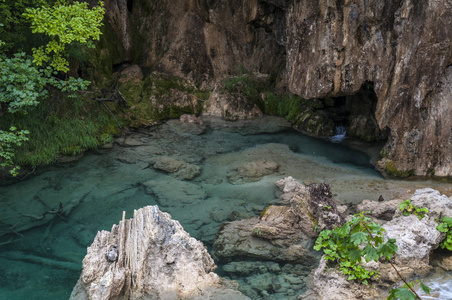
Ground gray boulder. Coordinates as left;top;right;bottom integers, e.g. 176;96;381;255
383;214;444;271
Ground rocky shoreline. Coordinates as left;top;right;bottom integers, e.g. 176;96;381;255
70;176;452;299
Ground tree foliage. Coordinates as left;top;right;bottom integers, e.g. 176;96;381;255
0;53;47;113
0;0;105;175
0;127;29;176
23;0;105;72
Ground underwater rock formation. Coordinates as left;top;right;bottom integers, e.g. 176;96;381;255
70;206;248;300
151;156;201;180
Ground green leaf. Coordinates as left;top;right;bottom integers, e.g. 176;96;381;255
348;249;363;263
419;281;431;294
350;232;367;246
378;240;398;260
337;223;351;237
437;222;448;232
363;246;379;262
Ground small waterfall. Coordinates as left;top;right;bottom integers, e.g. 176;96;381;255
330;126;347;143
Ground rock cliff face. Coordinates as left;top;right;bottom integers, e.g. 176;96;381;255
100;0;452;176
70;206;248;300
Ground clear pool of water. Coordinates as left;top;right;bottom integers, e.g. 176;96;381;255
0;116;450;299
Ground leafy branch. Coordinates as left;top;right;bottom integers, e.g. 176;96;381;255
23;1;105;72
314;212;430;299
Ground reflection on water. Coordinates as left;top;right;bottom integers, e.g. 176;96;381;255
0;116;450;299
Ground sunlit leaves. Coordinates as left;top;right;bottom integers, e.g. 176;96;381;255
399;199;428;220
23;1;105;72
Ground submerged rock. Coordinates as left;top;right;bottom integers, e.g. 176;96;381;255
143;177;206;205
152;156;201;180
70;206;249;300
227;160;279;185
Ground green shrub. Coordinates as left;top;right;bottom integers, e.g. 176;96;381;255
398;199;428;220
437;217;452;251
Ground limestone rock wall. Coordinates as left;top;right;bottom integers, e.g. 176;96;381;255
284;0;452;176
101;0;452;176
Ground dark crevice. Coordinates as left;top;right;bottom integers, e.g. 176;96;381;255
112;61;133;73
127;0;133;13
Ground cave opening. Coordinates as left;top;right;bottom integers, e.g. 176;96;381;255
127;0;133;13
342;81;388;142
328;82;387;142
301;81;388;143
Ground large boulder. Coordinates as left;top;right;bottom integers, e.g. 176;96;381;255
356;199;403;222
409;188;452;219
70;206;249;300
383;214;444;271
213;177;321;263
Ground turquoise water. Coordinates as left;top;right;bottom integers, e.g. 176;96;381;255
0;116;447;299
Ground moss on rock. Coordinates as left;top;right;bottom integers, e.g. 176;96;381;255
385;160;415;178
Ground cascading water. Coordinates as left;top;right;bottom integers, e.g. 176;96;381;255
330;125;347;143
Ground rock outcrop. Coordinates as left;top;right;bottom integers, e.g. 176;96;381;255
213;176;345;263
383;214;443;271
202;86;264;120
99;0;452;177
70;206;249;300
301;188;452;299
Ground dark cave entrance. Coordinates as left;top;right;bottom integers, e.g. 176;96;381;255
301;82;388;143
333;82;388;142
